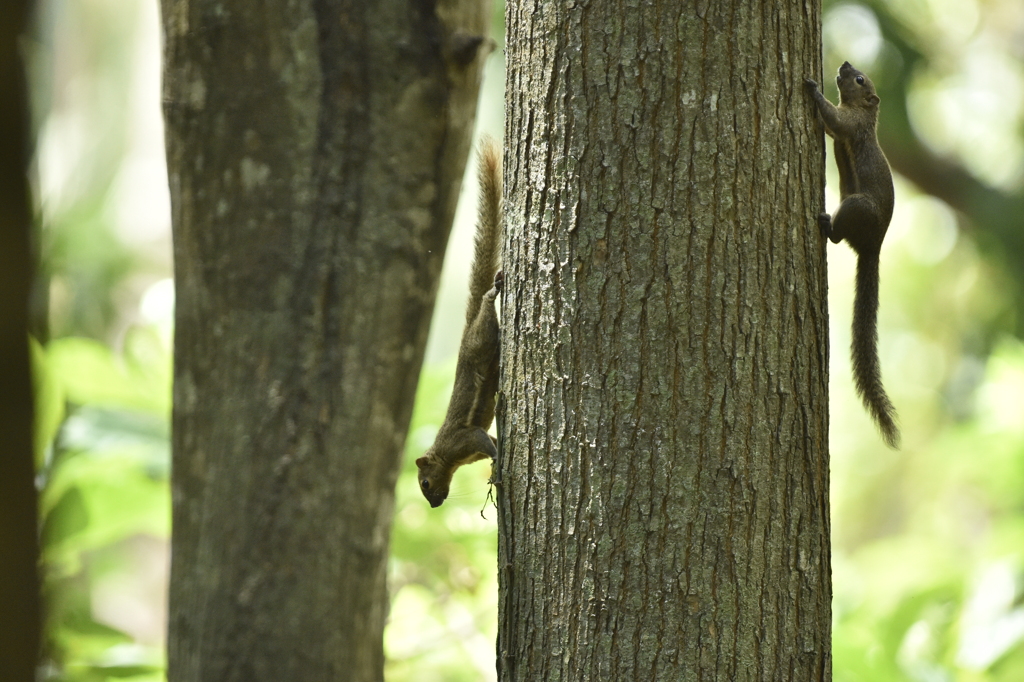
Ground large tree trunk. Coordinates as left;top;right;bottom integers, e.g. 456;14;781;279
498;2;831;679
0;0;41;679
162;1;492;679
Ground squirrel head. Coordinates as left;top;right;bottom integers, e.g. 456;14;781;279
836;61;880;110
416;454;454;508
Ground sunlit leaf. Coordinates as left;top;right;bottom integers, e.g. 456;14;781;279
41;448;170;574
33;336;68;469
41;486;90;554
47;337;170;416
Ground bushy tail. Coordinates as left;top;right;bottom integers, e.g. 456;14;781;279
465;136;502;327
852;251;900;449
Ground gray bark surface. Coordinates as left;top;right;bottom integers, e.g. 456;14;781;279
162;1;492;680
498;2;831;680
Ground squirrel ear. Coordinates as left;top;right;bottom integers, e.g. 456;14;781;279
415;457;428;468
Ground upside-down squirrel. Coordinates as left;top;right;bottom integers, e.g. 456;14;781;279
416;138;503;506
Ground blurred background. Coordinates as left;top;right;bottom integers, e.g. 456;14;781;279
25;0;1024;680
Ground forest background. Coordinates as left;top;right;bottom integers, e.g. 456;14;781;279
25;0;1024;680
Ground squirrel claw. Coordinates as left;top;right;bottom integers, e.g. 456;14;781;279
816;213;832;239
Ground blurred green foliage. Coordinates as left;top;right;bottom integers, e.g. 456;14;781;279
28;0;1024;680
387;362;500;682
31;329;497;682
34;333;169;682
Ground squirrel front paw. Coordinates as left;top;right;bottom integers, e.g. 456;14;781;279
493;270;504;292
804;78;819;91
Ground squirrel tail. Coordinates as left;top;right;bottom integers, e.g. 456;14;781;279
465;136;502;327
852;251;900;449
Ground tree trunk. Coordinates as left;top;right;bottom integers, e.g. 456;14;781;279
0;1;41;679
162;1;492;680
498;2;831;680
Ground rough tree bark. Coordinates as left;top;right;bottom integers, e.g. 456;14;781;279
162;1;492;680
498;2;831;680
0;0;41;679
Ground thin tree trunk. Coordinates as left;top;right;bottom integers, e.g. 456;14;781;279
498;2;831;680
0;1;41;679
162;1;492;680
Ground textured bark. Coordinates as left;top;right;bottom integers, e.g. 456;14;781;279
162;0;492;680
497;2;831;680
0;1;41;679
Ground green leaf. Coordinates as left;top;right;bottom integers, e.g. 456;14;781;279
41;449;170;573
41;486;90;553
32;335;67;468
47;336;170;416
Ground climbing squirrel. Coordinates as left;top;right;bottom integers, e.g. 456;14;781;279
416;138;503;507
805;62;900;448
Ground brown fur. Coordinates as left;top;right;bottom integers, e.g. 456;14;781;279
806;62;900;448
416;139;503;506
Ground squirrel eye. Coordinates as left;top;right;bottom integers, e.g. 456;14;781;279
420;480;430;491
855;76;865;85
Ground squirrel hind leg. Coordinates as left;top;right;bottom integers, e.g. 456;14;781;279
832;194;884;251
